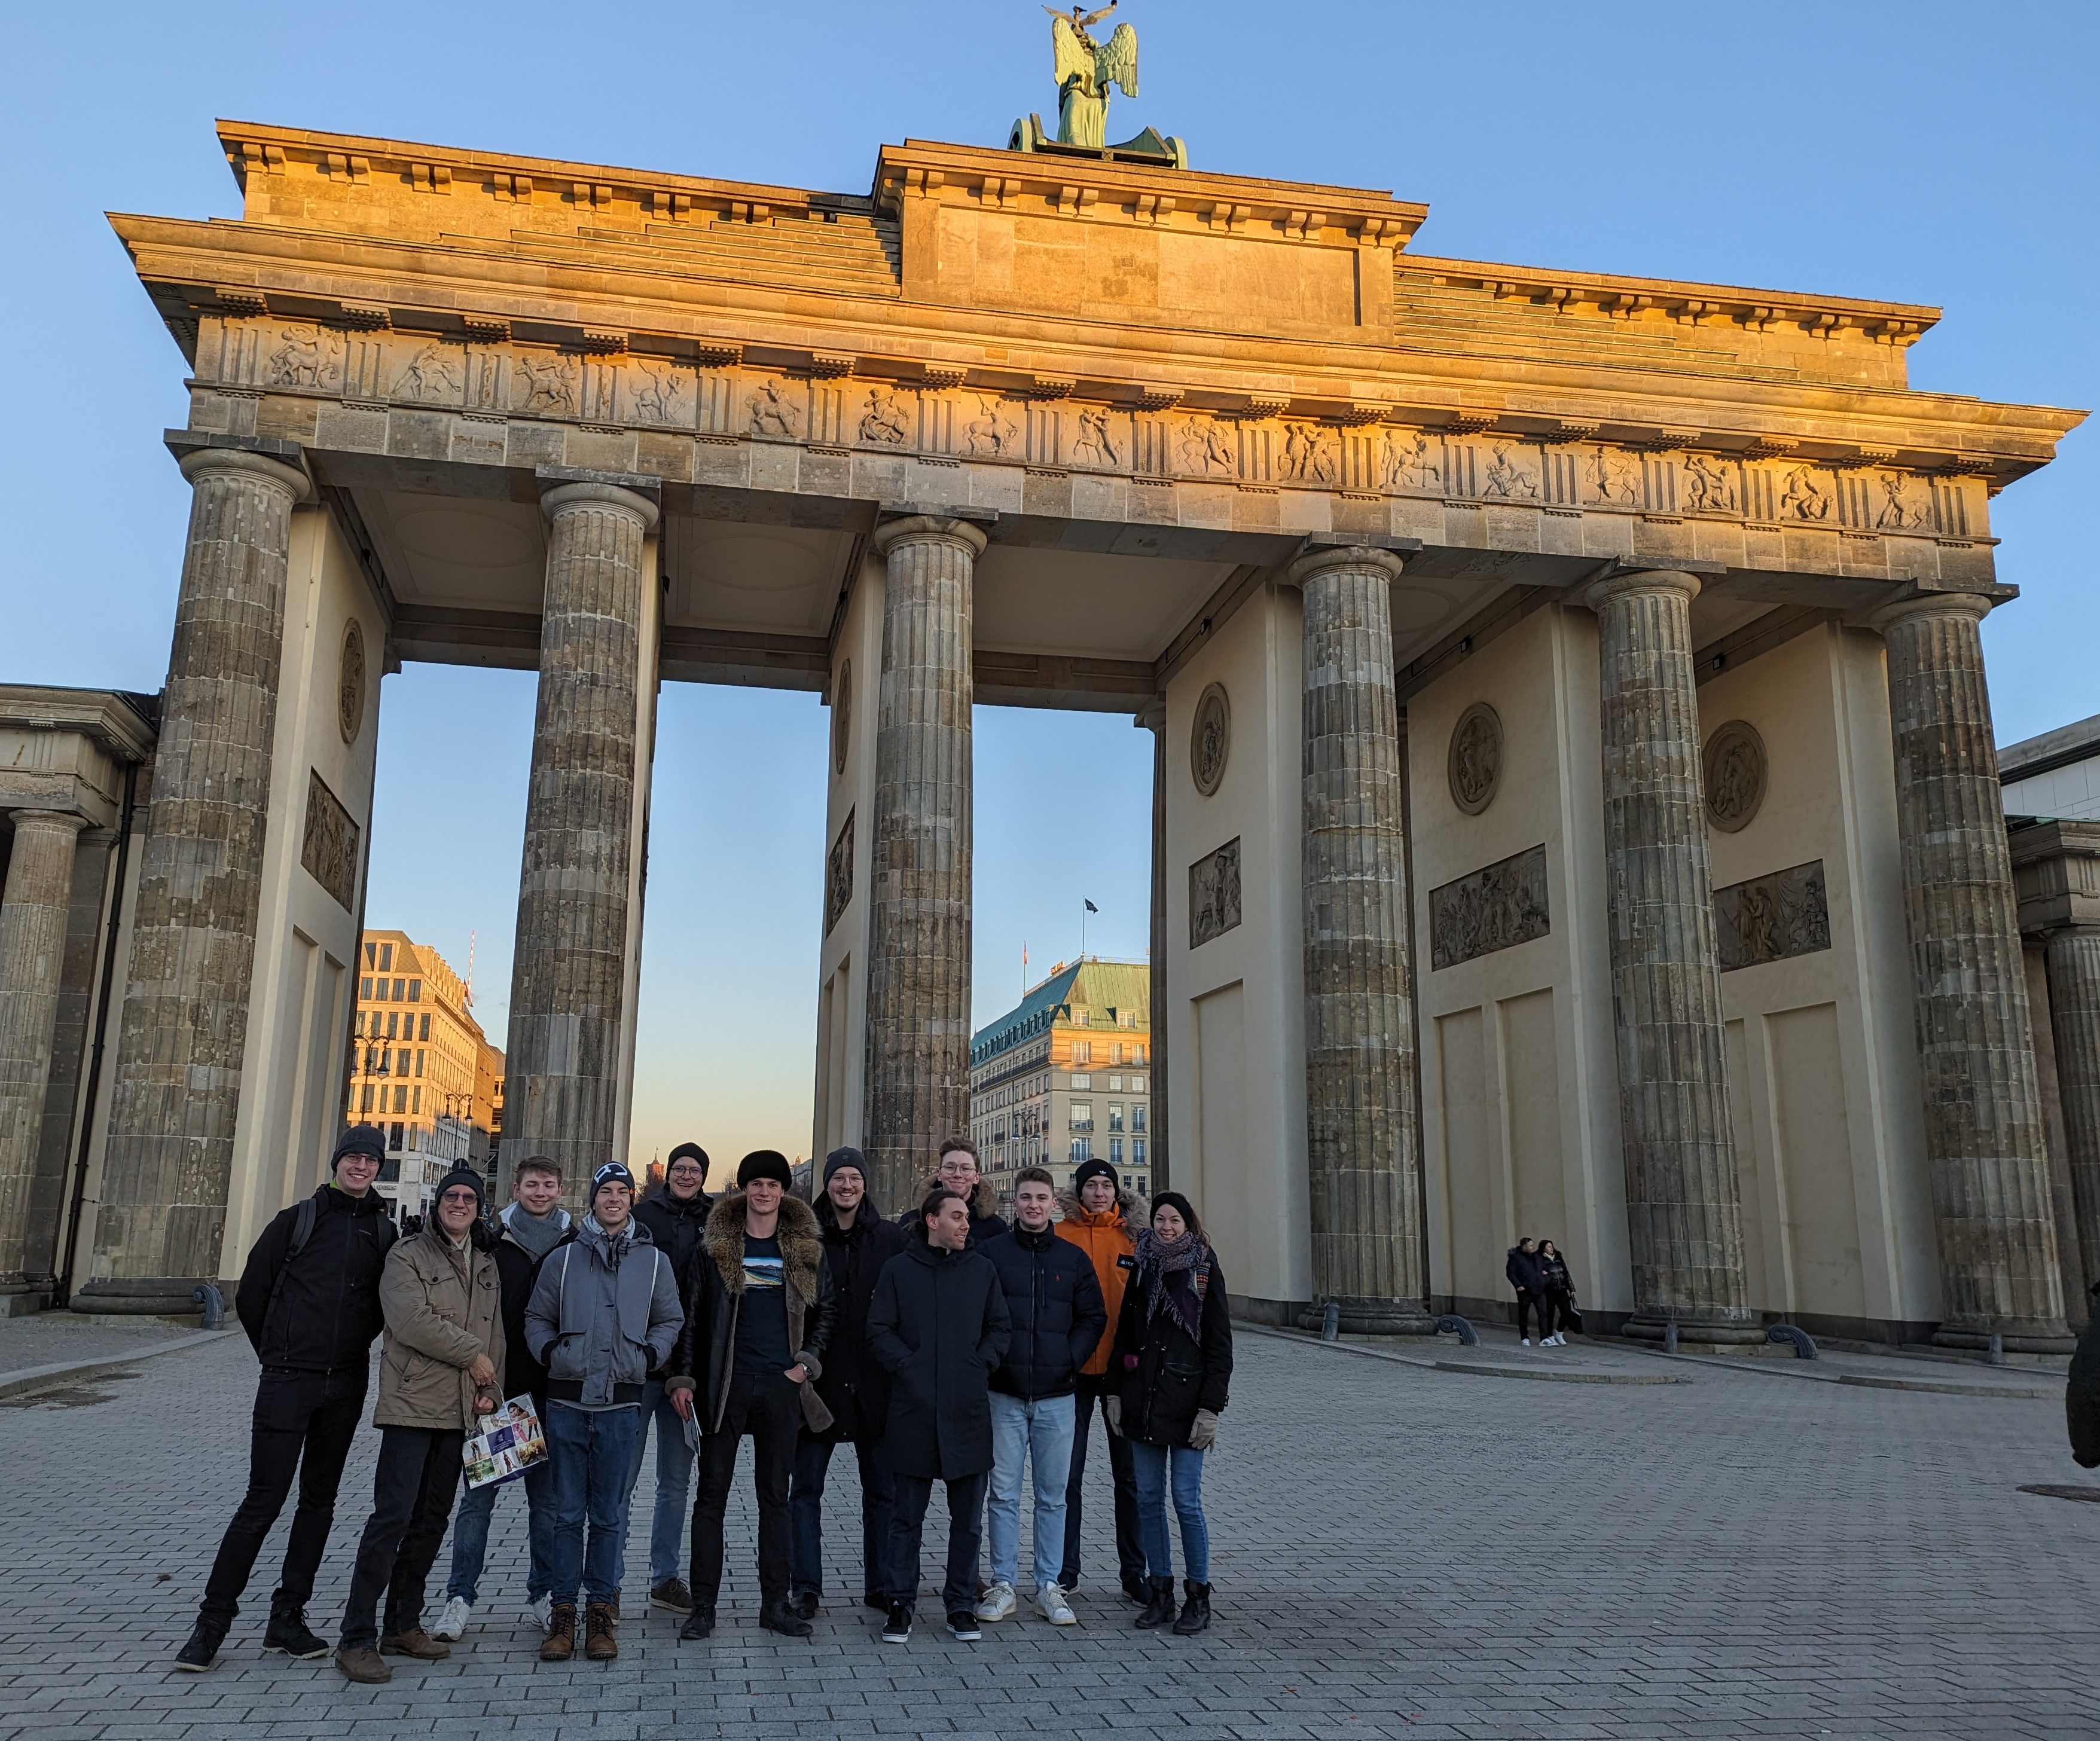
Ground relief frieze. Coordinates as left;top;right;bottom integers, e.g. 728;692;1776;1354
1430;844;1550;971
1713;859;1830;972
1189;837;1241;950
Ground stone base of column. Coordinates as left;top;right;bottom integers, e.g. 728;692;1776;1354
1932;1325;2077;1355
0;1287;47;1318
1620;1315;1766;1346
1298;1297;1440;1336
68;1278;207;1317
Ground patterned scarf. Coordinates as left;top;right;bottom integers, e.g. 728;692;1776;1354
1137;1226;1209;1340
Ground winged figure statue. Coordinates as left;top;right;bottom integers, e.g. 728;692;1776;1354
1045;4;1138;148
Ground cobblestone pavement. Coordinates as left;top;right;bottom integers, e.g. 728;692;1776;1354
0;1326;2092;1739
0;1315;201;1375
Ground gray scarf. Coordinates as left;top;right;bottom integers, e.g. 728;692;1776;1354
501;1200;570;1263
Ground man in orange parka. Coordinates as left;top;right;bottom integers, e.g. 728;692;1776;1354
1055;1158;1148;1605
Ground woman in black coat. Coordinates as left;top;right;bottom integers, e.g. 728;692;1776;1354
1108;1191;1232;1636
1537;1239;1579;1346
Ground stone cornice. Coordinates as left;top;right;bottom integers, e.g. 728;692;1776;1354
0;686;158;762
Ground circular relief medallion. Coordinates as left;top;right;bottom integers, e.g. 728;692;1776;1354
1447;702;1503;816
832;660;853;775
337;619;367;746
1190;683;1231;797
1703;720;1768;833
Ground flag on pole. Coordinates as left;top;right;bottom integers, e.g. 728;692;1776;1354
1085;899;1098;913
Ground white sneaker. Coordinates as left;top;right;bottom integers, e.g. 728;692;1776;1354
973;1581;1017;1623
1521;1337;1532;1346
524;1594;553;1632
1036;1582;1077;1626
1552;1334;1568;1346
430;1595;471;1641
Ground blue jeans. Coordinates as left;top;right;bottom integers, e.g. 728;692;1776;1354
444;1453;555;1603
621;1379;693;1589
987;1392;1075;1594
545;1401;640;1607
1129;1440;1209;1584
789;1435;896;1603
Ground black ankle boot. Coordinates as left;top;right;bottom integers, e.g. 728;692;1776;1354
1134;1575;1176;1629
1171;1580;1211;1634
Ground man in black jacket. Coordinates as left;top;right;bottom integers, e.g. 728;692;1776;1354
176;1125;396;1671
867;1187;1012;1645
667;1150;837;1641
1506;1238;1547;1348
624;1141;711;1615
786;1147;908;1620
974;1166;1105;1627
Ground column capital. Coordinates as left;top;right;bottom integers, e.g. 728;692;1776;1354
1867;589;1994;633
1284;543;1408;588
1133;697;1166;733
5;809;88;836
175;444;313;504
539;479;660;532
1579;567;1703;613
871;514;989;560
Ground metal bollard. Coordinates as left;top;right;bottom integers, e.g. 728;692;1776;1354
1663;1321;1679;1354
1321;1300;1341;1342
192;1284;225;1330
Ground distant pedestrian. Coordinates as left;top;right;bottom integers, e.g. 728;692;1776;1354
429;1156;572;1643
625;1141;713;1616
176;1125;396;1672
788;1146;908;1620
1110;1191;1232;1636
1537;1240;1579;1346
525;1162;683;1664
976;1167;1105;1627
898;1137;1009;1248
335;1168;505;1684
868;1187;1013;1644
1055;1157;1149;1606
1506;1236;1548;1347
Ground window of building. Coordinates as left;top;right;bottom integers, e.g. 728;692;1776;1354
379;942;393;972
408;979;422;1003
1069;1137;1091;1163
420;1013;431;1041
1130;1074;1147;1094
380;1011;393;1040
1072;1041;1091;1066
361;1084;375;1113
392;1085;406;1114
359;976;373;1001
1124;1173;1135;1190
1133;1104;1147;1132
1106;1073;1121;1091
1072;1008;1089;1026
1133;1138;1147;1165
1069;1102;1092;1130
390;978;403;1000
1108;1104;1124;1132
1110;1137;1124;1164
415;1049;425;1079
412;1087;421;1114
364;942;378;970
1120;1009;1137;1029
388;1119;404;1149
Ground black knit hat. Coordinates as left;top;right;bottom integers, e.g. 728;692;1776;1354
333;1124;386;1170
738;1149;793;1189
1149;1190;1204;1242
591;1161;636;1205
1071;1156;1118;1196
666;1141;709;1175
434;1166;486;1214
823;1146;868;1186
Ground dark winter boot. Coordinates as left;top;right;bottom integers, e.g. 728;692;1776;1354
1134;1575;1177;1629
1171;1580;1211;1635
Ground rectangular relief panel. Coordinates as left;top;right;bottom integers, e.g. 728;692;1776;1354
1430;845;1550;971
299;768;361;914
824;808;854;937
1189;836;1243;949
1714;859;1830;972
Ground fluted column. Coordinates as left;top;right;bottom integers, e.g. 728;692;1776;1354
1136;699;1169;1192
502;481;658;1198
1582;569;1757;1343
2043;929;2100;1305
1876;592;2070;1348
1292;546;1433;1334
862;515;982;1215
83;447;308;1313
0;811;88;1297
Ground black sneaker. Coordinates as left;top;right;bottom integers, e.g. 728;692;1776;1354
761;1602;813;1639
786;1591;819;1622
262;1611;329;1660
881;1602;912;1644
175;1619;225;1672
946;1610;982;1642
677;1607;715;1642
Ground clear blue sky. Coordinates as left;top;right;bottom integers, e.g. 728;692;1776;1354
7;2;2093;1170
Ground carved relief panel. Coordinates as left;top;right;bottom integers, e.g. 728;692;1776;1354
824;808;855;938
1713;859;1829;972
1189;837;1243;949
300;769;361;914
1429;844;1550;971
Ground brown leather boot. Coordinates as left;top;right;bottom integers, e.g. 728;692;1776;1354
334;1645;391;1684
585;1601;618;1660
540;1603;576;1662
380;1627;450;1660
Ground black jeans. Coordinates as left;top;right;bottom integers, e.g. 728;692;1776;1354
688;1370;800;1614
789;1434;896;1603
1515;1291;1547;1339
1062;1372;1143;1590
200;1367;368;1629
338;1425;465;1649
886;1470;988;1618
1544;1290;1577;1336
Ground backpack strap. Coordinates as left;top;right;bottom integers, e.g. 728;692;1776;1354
261;1192;323;1342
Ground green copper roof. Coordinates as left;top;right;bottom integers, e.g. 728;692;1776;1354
970;958;1150;1067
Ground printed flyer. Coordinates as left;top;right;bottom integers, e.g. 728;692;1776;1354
463;1395;547;1488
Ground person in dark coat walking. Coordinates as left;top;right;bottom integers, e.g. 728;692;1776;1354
2070;1282;2100;1468
1506;1237;1549;1347
1109;1191;1232;1637
177;1125;397;1671
1536;1239;1577;1346
625;1141;712;1614
867;1186;1013;1644
788;1147;908;1620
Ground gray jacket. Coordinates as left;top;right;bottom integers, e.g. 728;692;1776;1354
524;1216;683;1406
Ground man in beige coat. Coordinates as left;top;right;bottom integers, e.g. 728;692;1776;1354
335;1168;504;1684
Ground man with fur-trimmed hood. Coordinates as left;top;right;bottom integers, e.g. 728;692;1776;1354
667;1150;837;1641
894;1137;1009;1248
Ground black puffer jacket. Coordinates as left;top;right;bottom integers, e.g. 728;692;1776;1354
2069;1283;2100;1468
634;1186;712;1376
1537;1251;1574;1296
234;1184;395;1373
1506;1245;1546;1296
893;1178;1009;1249
866;1226;1011;1480
810;1193;909;1444
1112;1248;1233;1448
980;1223;1106;1401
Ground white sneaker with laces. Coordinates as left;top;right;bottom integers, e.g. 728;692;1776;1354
1036;1582;1078;1626
524;1594;553;1632
1521;1337;1532;1346
973;1581;1017;1623
431;1595;471;1641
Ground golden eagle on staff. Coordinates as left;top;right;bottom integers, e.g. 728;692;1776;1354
1044;4;1139;148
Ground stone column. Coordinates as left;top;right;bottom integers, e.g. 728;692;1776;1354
862;515;983;1215
1875;593;2070;1348
1290;546;1434;1334
2043;928;2100;1305
0;811;88;1300
1582;569;1757;1343
83;447;309;1314
503;481;658;1198
1136;700;1169;1191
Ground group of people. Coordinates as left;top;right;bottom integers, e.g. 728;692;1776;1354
1504;1236;1580;1346
176;1126;1234;1681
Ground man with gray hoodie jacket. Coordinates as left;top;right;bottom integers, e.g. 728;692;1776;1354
524;1162;683;1663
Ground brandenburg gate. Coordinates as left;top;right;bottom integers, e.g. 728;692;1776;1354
1;101;2086;1351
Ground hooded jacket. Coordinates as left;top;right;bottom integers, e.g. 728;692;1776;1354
979;1221;1106;1401
667;1192;839;1435
866;1222;1011;1480
234;1183;395;1374
1055;1188;1143;1379
894;1177;1009;1249
374;1227;505;1432
490;1202;573;1402
810;1189;909;1444
1506;1244;1546;1296
525;1215;684;1407
1112;1245;1233;1448
633;1184;712;1377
